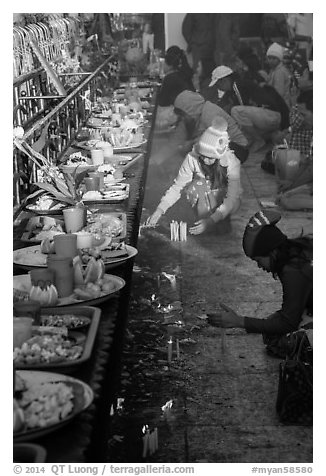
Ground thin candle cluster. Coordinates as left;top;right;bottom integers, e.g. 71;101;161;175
142;425;158;458
170;221;187;241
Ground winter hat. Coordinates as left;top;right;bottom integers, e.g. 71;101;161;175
266;42;284;61
209;65;233;87
242;210;287;258
197;117;229;159
174;91;205;119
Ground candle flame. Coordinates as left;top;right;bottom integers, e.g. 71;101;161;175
161;399;173;412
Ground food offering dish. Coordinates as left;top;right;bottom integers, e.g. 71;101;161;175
14;306;100;372
13;243;137;271
82;183;130;203
80;243;138;270
15;212;128;269
13;370;94;442
13;273;126;307
60;152;96;174
112;139;147;153
25;196;67;215
82;212;127;241
20;216;65;244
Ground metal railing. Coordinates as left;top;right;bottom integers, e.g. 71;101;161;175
13;54;118;206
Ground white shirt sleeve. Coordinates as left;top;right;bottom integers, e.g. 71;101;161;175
157;152;198;213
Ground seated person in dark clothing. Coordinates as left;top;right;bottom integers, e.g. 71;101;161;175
201;65;260;114
208;210;313;351
158;46;195;106
202;65;290;152
237;45;267;83
156;46;195;129
231;84;290;151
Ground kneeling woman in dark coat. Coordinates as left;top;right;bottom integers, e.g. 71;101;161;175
208;210;312;346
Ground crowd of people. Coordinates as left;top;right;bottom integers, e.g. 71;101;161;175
147;14;313;356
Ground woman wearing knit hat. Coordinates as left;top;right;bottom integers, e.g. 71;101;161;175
207;209;313;349
146;117;242;234
265;42;292;108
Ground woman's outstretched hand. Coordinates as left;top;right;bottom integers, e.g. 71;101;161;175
207;303;245;328
189;217;214;235
146;208;163;227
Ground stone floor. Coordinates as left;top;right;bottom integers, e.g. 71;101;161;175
107;122;313;464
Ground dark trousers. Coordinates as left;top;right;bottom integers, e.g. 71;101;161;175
229;141;249;164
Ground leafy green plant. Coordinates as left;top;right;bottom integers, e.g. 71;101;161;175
14;134;90;206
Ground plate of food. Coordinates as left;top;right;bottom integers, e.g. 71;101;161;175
87;117;112;128
13;370;94;442
13;273;126;307
25;196;67;216
80;243;138;270
82;185;129;203
14;306;100;372
57;152;96;174
82;212;127;241
20;216;65;244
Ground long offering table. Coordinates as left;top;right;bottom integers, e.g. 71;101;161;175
13;82;158;462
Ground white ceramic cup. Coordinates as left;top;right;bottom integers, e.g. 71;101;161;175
90;149;104;166
74;232;93;249
102;145;114;159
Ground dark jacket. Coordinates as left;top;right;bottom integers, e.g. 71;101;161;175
182;13;214;59
158;71;195;107
244;244;313;335
201;79;290;130
248;85;290;130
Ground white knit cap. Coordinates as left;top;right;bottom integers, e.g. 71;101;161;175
197;117;229;159
266;42;284;61
209;65;233;87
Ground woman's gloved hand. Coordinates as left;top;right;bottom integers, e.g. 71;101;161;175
145;208;164;227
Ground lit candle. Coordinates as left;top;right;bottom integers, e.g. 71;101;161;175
154;428;158;450
142;434;148;458
176;339;180;359
168;337;173;363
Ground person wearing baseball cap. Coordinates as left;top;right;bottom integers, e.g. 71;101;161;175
202;65;247;113
201;63;290;153
207;209;313;348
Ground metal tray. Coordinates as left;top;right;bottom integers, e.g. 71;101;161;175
14;306;101;373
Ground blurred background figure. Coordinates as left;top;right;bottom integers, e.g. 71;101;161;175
155;46;195;131
264;42;292;107
182;13;215;77
142;22;154;59
261;13;289;47
213;13;240;66
286;13;313;62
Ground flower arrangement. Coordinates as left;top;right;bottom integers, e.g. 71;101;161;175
13;128;89;208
